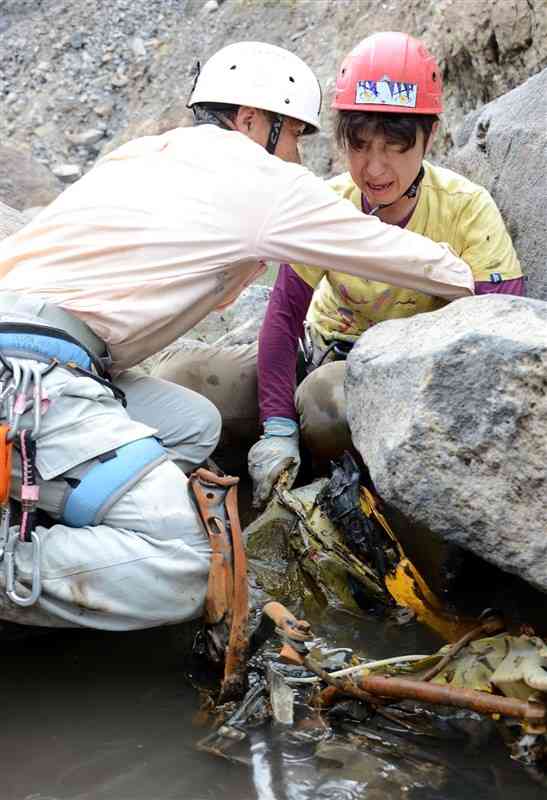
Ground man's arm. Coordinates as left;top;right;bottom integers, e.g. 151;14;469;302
256;169;474;301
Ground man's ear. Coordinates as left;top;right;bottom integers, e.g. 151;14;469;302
424;120;440;155
234;106;258;134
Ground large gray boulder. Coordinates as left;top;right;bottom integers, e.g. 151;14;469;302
345;295;547;592
448;68;547;301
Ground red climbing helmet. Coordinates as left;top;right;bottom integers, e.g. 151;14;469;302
333;31;443;114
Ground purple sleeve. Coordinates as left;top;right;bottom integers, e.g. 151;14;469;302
474;277;525;296
258;264;313;424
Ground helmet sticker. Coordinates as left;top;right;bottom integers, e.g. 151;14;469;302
355;78;418;108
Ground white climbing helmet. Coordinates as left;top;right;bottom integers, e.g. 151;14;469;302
188;41;322;133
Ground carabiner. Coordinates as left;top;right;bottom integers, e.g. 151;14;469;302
0;358;20;423
30;363;45;439
4;529;42;607
0;503;10;561
7;360;30;441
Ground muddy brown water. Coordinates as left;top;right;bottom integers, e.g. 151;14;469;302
2;609;545;800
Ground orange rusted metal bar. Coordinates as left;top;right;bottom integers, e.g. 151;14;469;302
351;674;545;722
303;655;545;722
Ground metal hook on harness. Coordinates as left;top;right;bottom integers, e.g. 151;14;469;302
30;362;50;439
4;529;42;607
7;360;31;442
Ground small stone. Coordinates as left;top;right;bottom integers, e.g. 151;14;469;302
51;163;82;182
65;128;104;146
202;0;219;12
70;32;84;49
111;72;129;88
131;37;146;58
34;125;52;138
58;95;78;113
93;100;114;118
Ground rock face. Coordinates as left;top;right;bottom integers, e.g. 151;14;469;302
0;0;545;182
345;295;547;593
448;68;547;301
0;143;62;210
0;200;26;241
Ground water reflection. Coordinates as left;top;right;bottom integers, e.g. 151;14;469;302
0;613;545;800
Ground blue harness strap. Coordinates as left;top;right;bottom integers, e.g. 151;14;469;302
62;437;168;528
0;332;92;371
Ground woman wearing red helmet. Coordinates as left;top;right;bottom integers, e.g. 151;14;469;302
249;32;524;504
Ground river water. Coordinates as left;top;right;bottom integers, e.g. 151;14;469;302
2;609;545;800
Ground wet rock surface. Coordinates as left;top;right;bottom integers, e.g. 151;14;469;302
345;295;547;593
448;67;547;302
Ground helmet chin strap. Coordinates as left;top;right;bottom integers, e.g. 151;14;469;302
265;114;284;154
192;106;285;156
367;165;425;215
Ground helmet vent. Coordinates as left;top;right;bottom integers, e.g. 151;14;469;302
432;71;437;81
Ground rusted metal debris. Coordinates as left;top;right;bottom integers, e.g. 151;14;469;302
189;468;249;703
420;613;505;682
304;655;546;725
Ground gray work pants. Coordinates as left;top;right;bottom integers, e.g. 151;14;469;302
153;342;352;472
1;362;221;630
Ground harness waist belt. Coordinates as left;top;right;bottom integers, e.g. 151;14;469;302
0;293;109;365
62;437;168;528
0;331;92;371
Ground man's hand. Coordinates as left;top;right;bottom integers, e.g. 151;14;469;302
248;416;300;507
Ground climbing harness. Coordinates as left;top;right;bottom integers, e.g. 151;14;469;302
0;357;54;607
61;437;167;528
189;468;250;702
299;324;354;378
0;308;168;609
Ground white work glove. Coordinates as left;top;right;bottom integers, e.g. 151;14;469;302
248;417;301;508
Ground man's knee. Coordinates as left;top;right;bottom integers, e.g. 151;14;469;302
104;458;210;553
153;343;258;470
191;391;222;454
296;361;352;468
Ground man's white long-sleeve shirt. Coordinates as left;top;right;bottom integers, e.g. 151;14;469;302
0;125;473;371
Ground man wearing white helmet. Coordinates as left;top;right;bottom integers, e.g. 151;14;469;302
0;41;473;631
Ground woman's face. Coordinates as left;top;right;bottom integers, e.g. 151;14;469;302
346;124;432;207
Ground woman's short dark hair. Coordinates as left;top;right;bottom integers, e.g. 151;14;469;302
336;111;438;152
